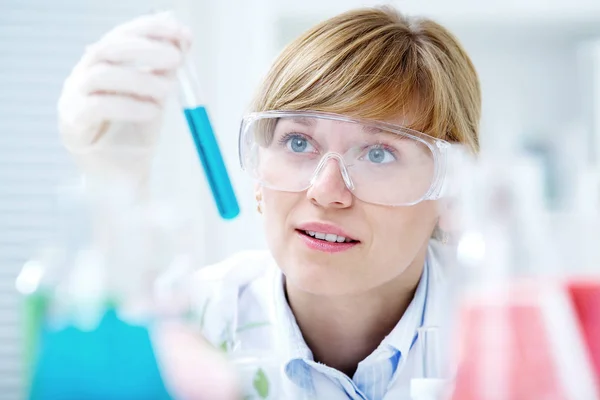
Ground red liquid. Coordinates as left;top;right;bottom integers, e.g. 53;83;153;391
452;281;600;400
452;301;567;400
566;280;600;384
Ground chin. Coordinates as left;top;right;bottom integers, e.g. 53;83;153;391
267;234;367;295
279;251;365;296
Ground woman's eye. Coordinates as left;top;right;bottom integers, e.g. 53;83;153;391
366;146;396;163
286;135;314;153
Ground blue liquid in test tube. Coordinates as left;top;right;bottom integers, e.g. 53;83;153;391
178;61;240;220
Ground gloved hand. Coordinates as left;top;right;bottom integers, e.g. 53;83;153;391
58;12;192;190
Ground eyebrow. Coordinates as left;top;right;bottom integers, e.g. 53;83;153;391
286;117;408;139
361;125;384;135
330;119;387;135
288;117;316;127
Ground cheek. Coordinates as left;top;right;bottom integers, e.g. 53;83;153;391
261;189;300;243
368;202;439;257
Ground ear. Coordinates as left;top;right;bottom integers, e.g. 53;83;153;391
437;197;457;233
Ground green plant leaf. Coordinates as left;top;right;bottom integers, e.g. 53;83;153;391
235;321;271;333
218;340;229;352
253;368;269;399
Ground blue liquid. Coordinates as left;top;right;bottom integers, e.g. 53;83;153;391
29;309;171;400
184;106;240;220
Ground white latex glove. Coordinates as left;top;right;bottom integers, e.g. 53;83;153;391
58;12;192;191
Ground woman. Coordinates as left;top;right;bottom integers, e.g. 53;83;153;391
58;7;480;399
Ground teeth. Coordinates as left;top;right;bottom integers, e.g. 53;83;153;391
324;233;337;242
304;231;352;243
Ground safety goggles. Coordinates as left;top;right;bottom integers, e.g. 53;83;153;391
238;111;450;206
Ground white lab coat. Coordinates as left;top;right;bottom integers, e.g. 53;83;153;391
188;240;451;399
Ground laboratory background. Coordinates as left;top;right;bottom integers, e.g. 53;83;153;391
1;0;600;399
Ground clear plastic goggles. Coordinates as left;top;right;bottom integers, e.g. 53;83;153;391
238;111;451;206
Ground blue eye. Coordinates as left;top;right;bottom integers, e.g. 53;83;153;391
284;135;315;153
366;146;396;164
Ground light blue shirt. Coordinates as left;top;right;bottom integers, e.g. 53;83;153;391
191;240;448;399
280;260;429;400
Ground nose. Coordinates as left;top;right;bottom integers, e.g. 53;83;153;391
306;157;353;209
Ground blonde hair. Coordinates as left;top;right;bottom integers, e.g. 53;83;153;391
251;7;481;152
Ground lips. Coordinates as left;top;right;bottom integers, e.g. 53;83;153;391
295;222;360;253
302;230;355;243
296;222;358;240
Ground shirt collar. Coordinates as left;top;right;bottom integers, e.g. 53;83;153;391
377;254;429;358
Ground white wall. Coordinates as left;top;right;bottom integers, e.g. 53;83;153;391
275;0;600;23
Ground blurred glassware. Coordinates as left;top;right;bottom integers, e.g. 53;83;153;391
179;259;288;399
230;351;282;400
410;326;452;400
448;149;600;400
16;180;194;400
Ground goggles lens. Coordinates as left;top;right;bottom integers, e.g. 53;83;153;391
239;112;448;206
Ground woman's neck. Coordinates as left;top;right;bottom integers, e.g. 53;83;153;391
285;252;426;377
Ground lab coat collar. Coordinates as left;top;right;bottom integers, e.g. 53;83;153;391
378;254;429;360
269;265;314;361
268;240;444;373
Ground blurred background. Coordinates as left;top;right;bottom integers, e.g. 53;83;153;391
1;0;600;398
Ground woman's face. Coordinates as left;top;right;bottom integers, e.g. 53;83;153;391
258;116;441;296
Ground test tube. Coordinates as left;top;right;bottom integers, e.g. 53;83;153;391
177;60;240;220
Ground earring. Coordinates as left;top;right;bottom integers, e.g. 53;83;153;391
256;192;262;214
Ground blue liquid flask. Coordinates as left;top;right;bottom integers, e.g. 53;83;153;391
18;251;171;400
29;308;171;400
18;188;175;400
178;61;240;220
